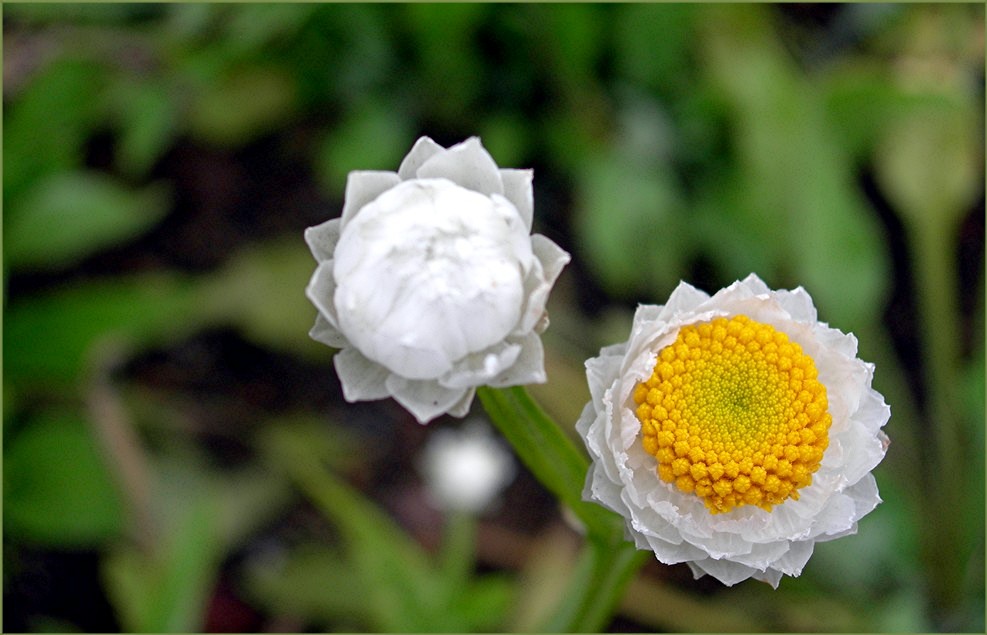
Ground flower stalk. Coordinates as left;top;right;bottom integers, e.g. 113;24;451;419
478;385;647;630
477;386;623;540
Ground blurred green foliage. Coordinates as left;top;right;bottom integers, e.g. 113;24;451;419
3;3;983;633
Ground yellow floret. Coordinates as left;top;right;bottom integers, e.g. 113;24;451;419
635;315;831;514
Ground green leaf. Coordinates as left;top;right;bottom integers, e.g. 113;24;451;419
4;272;205;385
241;542;373;629
613;4;697;93
263;425;439;631
199;238;325;358
315;101;413;198
5;171;170;271
574;153;686;297
698;4;890;328
4;410;125;546
103;496;220;632
448;573;515;632
111;79;179;178
262;423;516;632
3;59;107;201
187;66;297;147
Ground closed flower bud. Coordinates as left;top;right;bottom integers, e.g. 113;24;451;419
305;136;570;424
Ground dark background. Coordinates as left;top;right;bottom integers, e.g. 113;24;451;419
4;3;984;632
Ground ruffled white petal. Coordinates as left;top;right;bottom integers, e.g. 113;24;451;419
417;137;505;197
304;218;341;262
397;136;445;181
334;347;391;401
439;340;523;389
487;332;547;386
340;170;400;229
386;375;471;424
305;261;339;326
499;168;534;230
309;313;347;348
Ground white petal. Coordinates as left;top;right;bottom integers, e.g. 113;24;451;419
752;567;784;588
689;557;759;586
305;261;339;326
417;136;504;196
532;234;570;286
439;341;523;389
304;218;341;262
774;285;819;323
340;170;400;229
499;168;534;230
655;280;709;321
332;179;526;380
487;332;547;387
397;136;445;180
334;347;391;401
768;539;815;576
309;313;347;348
445;388;477;418
385;375;471;424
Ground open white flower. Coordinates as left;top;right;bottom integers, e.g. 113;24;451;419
576;274;890;587
418;419;516;513
305;136;570;424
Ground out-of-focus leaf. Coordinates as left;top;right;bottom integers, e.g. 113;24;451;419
541;4;605;89
3;410;125;546
822;65;927;162
5;171;170;271
103;495;219;632
874;98;981;227
316;101;413;197
872;584;935;632
264;425;439;631
613;3;697;94
4;273;205;385
111;79;179;178
448;573;515;632
3;59;106;200
263;423;514;632
242;542;371;629
3;3;159;25
574;153;686;297
220;4;317;58
200;238;324;358
402;4;485;123
478;113;531;170
699;4;890;328
187;66;297;147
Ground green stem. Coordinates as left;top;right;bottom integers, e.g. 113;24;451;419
439;509;475;588
540;538;650;632
478;386;649;631
477;386;622;539
909;218;968;621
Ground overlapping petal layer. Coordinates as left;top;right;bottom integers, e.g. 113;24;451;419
577;274;890;586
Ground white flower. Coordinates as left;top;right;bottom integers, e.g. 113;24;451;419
305;136;570;424
576;274;890;587
418;419;516;513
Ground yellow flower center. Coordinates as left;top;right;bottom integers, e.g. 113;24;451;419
635;315;831;514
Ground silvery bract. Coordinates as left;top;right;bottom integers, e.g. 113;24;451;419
305;136;570;424
576;274;890;587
